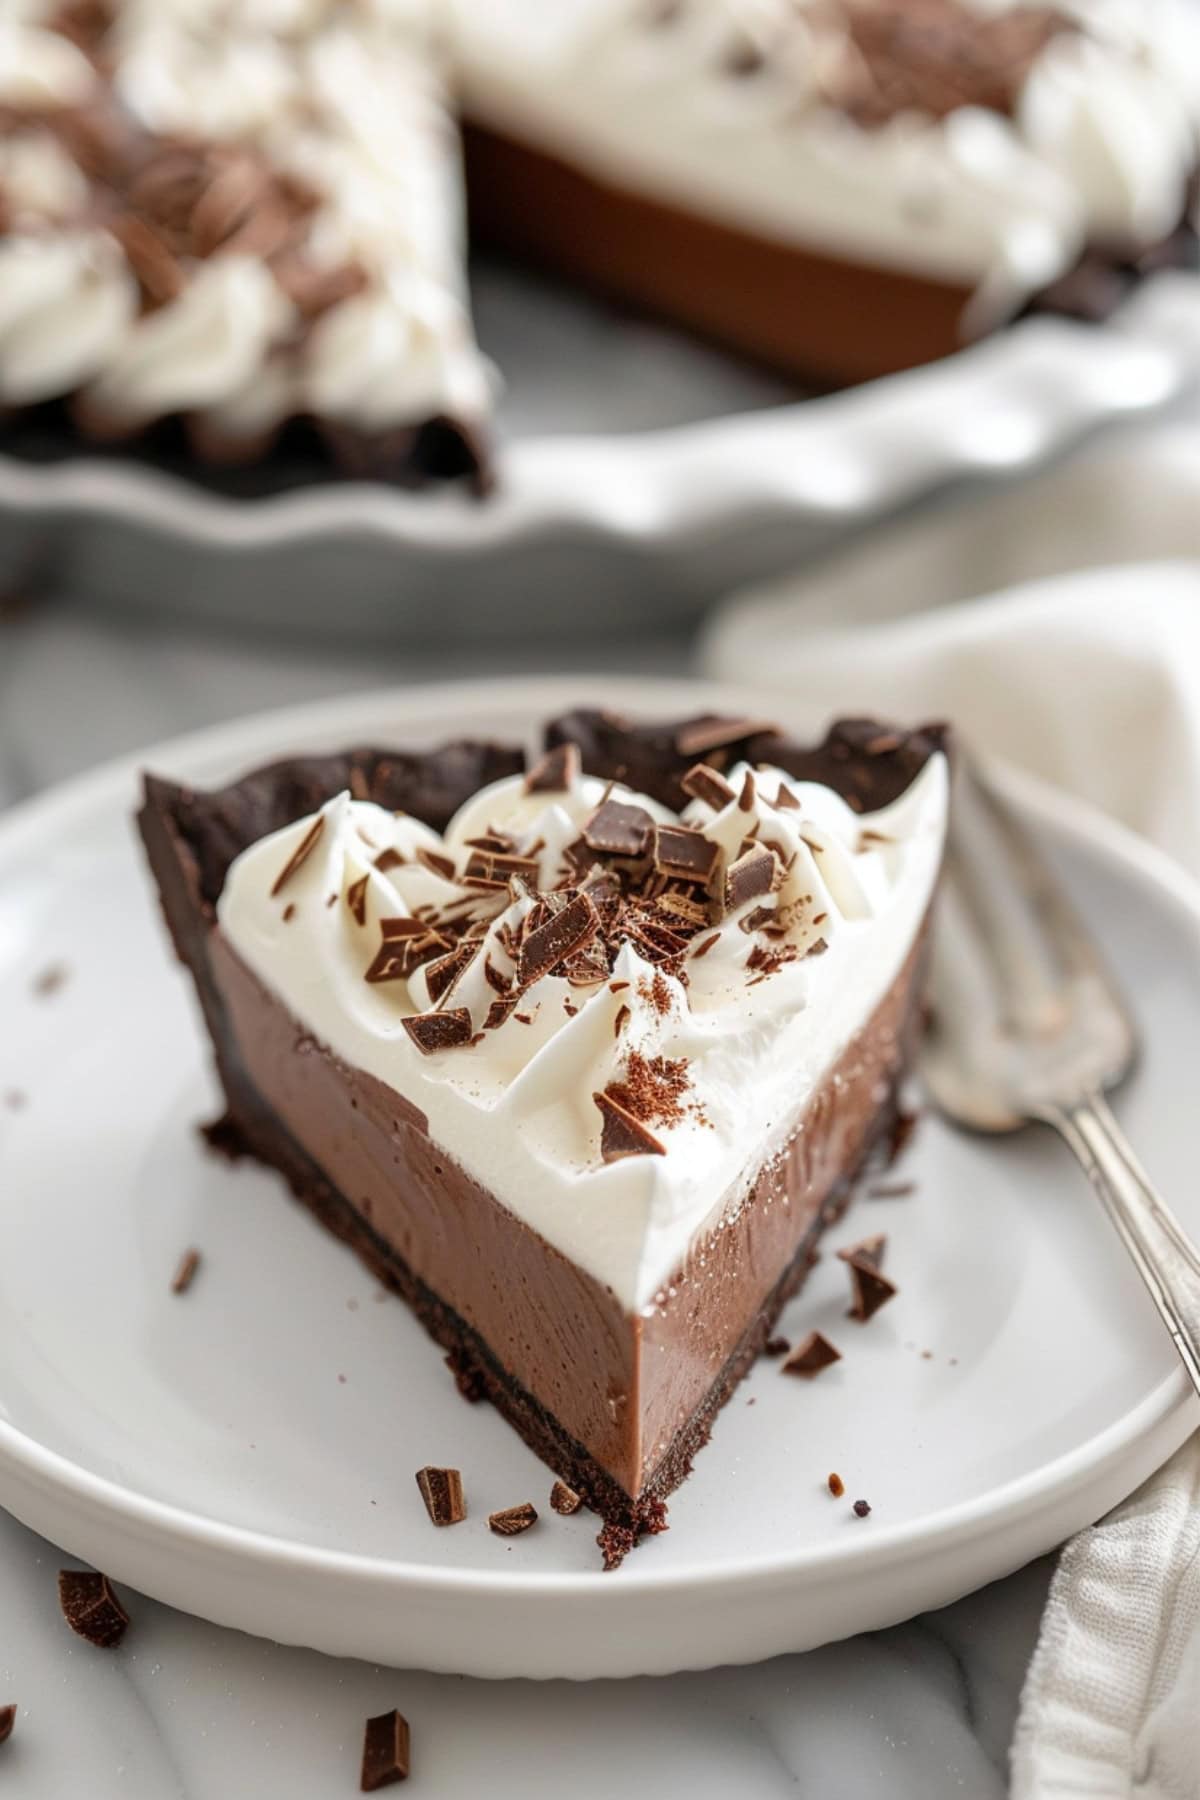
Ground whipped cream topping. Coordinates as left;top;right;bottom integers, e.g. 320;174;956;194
218;750;948;1312
452;0;1200;322
0;0;492;440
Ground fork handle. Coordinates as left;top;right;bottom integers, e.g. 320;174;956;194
1046;1096;1200;1397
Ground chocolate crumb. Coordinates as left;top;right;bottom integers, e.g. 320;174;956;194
550;1480;583;1516
373;847;406;874
360;1708;410;1791
269;814;325;897
415;1465;466;1527
691;931;721;959
782;1330;842;1379
488;1502;538;1537
613;1004;630;1038
764;1335;791;1358
868;1181;914;1200
33;963;70;998
594;1090;668;1163
57;1570;129;1648
346;873;370;927
597;1518;637;1571
3;1090;26;1111
827;1472;845;1498
0;1705;13;1745
282;902;296;922
170;1247;201;1295
838;1236;897;1323
853;1499;872;1519
888;1108;918;1165
524;742;580;793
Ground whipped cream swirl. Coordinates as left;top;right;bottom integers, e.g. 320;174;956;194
219;751;948;1311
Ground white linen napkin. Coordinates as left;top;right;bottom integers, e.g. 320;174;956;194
700;422;1200;1800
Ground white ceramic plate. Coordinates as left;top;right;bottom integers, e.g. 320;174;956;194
0;270;1197;638
0;675;1197;1680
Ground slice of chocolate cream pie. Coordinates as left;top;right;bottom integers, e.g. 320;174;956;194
139;711;948;1566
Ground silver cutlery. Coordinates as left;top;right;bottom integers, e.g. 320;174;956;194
921;761;1200;1395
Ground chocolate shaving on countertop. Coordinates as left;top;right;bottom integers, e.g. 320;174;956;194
0;1705;13;1745
550;1481;583;1516
402;1008;473;1055
524;741;580;793
57;1570;130;1648
680;762;736;811
488;1501;538;1536
415;1465;466;1526
594;1091;667;1163
170;1248;201;1295
782;1330;842;1379
360;1709;411;1791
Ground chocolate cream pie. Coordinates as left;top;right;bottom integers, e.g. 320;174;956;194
139;710;949;1565
2;2;1198;484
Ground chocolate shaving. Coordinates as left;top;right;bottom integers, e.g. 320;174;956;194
346;873;370;927
888;1108;918;1165
828;1472;845;1498
853;1498;872;1519
423;940;478;1004
488;1501;538;1537
680;763;736;810
482;955;510;995
782;1330;842;1379
736;770;757;812
0;1704;13;1744
464;849;539;886
839;1235;897;1322
373;846;406;874
764;1335;790;1357
415;1465;466;1526
725;845;777;912
524;741;580;793
613;1003;630;1037
550;1480;583;1516
594;1090;667;1162
416;847;456;881
774;783;802;810
361;1709;411;1791
691;931;721;959
484;995;517;1031
57;1570;129;1648
868;1180;915;1200
674;716;778;757
170;1247;201;1295
270;813;325;897
582;798;654;858
517;891;599;987
652;823;719;884
402;1008;472;1055
364;917;449;985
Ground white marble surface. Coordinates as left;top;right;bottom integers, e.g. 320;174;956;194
0;592;1058;1796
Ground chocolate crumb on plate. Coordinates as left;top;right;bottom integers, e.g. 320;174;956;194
782;1330;842;1378
827;1472;845;1498
488;1501;538;1537
415;1466;466;1526
33;963;69;998
550;1480;583;1516
764;1335;791;1358
868;1180;915;1199
170;1247;201;1294
57;1570;130;1648
0;1704;14;1745
853;1498;872;1518
360;1708;410;1791
838;1235;898;1323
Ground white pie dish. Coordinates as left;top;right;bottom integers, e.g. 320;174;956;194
0;674;1197;1680
0;271;1195;638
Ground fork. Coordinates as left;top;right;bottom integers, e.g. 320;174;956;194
921;760;1200;1396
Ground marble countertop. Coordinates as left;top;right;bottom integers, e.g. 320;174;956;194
0;595;1052;1798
